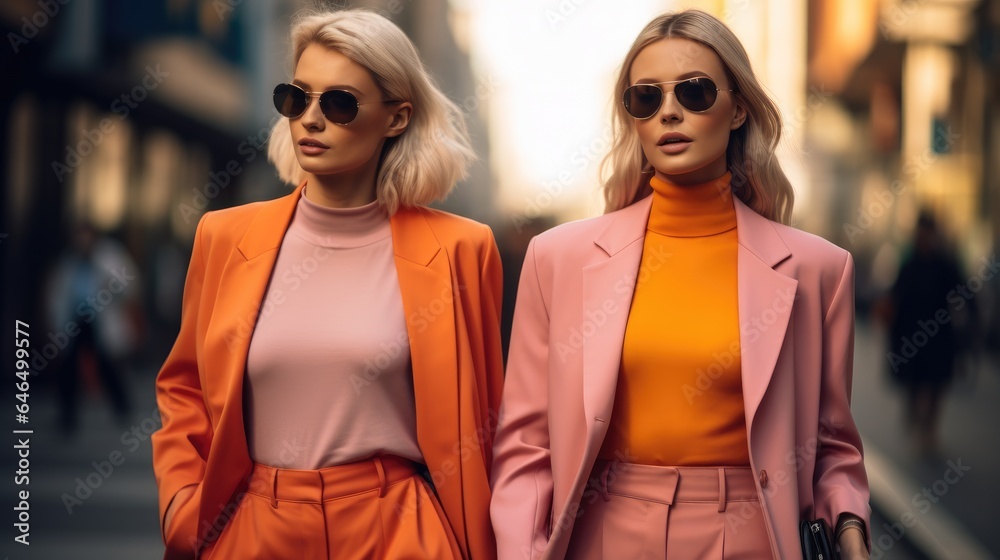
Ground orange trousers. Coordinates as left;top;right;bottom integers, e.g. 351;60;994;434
566;462;774;559
197;455;461;559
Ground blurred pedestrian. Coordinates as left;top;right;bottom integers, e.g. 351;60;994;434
151;9;503;560
46;223;139;435
491;9;870;560
883;210;965;454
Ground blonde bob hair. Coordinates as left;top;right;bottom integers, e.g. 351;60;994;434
600;9;794;224
267;9;475;215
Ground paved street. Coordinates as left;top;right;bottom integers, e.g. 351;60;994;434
0;319;994;559
1;370;162;559
853;321;998;559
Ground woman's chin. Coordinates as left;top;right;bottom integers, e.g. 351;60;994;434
296;161;339;177
648;156;728;182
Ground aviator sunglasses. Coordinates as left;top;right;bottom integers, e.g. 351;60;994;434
623;77;733;119
272;83;397;124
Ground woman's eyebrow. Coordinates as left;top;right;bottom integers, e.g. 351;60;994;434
634;71;713;84
290;78;363;94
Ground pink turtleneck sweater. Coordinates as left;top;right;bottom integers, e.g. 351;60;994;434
244;188;423;469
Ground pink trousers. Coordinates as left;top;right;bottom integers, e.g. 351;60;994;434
565;461;775;559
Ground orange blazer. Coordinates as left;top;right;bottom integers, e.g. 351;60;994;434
151;183;503;560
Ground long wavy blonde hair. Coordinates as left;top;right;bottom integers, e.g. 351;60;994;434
267;9;475;214
600;10;793;224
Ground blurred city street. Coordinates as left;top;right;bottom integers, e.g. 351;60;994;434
0;369;163;559
2;0;999;558
853;321;998;560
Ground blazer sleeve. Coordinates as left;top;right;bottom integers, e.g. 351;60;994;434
491;238;553;560
813;251;872;548
150;214;214;554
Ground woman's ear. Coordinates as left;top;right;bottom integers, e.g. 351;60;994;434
730;98;747;130
385;102;413;138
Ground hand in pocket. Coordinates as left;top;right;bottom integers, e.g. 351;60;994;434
164;483;200;553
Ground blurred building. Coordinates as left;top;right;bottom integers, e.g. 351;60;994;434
352;0;495;223
1;0;492;364
805;0;999;346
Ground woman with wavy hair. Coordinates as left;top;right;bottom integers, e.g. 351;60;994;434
492;9;870;559
152;9;502;559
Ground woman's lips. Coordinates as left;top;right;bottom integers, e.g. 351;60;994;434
658;139;691;154
657;132;692;154
298;138;329;155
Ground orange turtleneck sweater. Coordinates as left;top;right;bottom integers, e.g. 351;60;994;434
599;171;749;466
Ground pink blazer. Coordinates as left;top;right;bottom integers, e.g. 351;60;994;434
490;194;871;559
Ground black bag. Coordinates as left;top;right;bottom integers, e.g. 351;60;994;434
799;518;839;560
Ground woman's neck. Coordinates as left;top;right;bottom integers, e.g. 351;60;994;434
646;170;735;238
652;155;728;186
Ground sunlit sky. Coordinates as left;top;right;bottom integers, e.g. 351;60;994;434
461;0;668;218
455;0;810;222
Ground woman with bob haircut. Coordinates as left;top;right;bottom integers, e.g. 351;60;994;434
152;8;502;560
491;9;871;560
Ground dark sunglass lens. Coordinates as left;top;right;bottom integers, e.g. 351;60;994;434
320;90;359;124
675;78;718;112
624;84;663;119
273;84;307;118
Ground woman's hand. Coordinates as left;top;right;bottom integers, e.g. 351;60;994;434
164;484;198;538
837;526;869;560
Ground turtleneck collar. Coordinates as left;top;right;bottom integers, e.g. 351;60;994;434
647;171;737;238
289;186;391;248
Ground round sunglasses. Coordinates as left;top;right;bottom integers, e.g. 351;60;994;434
272;83;398;125
623;77;733;119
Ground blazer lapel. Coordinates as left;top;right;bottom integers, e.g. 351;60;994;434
199;183;303;535
581;196;653;431
733;198;797;430
388;208;460;467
